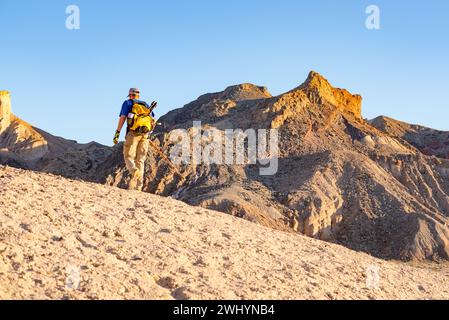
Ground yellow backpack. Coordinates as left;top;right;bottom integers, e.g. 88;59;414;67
127;102;156;134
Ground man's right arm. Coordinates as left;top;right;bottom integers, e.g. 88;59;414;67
114;101;129;144
113;116;126;145
117;100;131;132
116;115;126;132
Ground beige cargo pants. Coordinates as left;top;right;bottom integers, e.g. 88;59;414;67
123;131;150;191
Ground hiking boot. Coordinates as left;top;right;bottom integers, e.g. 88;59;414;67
128;169;141;190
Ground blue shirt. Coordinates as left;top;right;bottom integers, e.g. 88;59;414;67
119;99;155;118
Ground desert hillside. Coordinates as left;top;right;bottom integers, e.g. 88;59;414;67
1;165;448;300
2;72;449;262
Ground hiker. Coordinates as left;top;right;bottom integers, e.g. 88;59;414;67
113;88;157;191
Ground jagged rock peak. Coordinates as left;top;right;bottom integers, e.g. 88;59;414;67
298;71;363;119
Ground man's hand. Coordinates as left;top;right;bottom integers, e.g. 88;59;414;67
113;131;120;145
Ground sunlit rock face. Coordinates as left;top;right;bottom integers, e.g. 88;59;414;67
0;91;11;135
298;71;362;119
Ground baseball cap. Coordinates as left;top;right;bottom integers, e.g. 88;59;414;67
127;88;140;97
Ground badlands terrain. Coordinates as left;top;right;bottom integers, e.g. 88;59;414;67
1;166;449;300
1;72;449;299
4;72;448;262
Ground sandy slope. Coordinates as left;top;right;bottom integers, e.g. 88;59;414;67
1;166;448;300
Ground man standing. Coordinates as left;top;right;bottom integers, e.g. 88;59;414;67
114;88;156;191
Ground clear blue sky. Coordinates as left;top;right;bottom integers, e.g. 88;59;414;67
0;0;448;145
